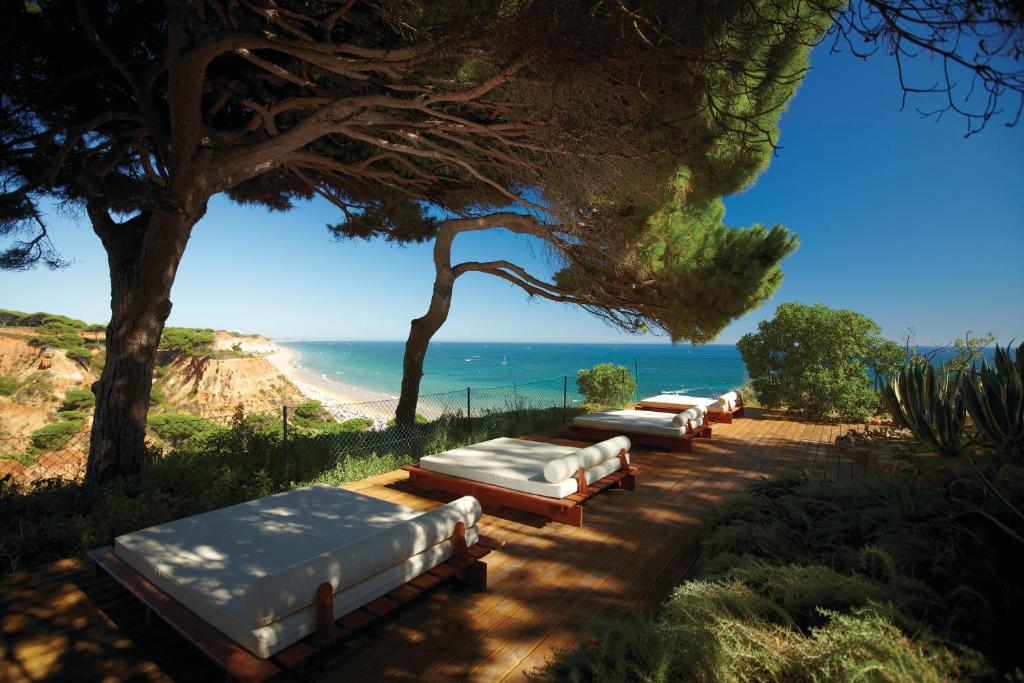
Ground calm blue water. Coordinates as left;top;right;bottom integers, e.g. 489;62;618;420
279;341;748;400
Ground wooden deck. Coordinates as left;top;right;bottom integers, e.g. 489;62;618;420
0;410;862;682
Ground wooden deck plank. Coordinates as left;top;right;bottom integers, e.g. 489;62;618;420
0;410;859;683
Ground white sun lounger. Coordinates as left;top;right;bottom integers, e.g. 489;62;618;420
571;408;711;451
403;436;637;527
89;485;501;681
635;390;744;423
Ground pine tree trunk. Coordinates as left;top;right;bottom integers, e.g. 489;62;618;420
85;207;201;486
395;226;459;427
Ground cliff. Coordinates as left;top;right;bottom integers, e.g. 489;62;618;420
0;317;308;443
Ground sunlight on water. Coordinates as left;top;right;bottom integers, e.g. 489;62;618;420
278;341;748;399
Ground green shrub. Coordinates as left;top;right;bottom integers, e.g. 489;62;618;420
698;474;1022;671
28;334;62;348
159;327;215;354
293;400;322;420
147;413;224;448
737;302;884;420
61;388;95;411
0;308;30;326
538;581;979;682
39;321;79;336
576;363;637;408
387;413;430;428
29;420;84;452
0;375;17;396
335;417;374;432
56;410;86;421
540;474;1022;679
149;384;165;405
65;346;92;363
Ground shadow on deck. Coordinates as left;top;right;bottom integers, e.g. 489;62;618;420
0;410;862;682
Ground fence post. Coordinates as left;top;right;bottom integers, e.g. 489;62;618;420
466;386;472;428
281;405;289;487
635;359;640;403
563;376;568;422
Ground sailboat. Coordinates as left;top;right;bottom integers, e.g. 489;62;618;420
501;355;508;366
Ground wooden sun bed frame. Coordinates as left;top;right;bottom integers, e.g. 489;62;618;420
632;397;745;423
569;419;711;452
89;524;504;683
402;448;637;528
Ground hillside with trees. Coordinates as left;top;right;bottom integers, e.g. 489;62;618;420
0;309;304;480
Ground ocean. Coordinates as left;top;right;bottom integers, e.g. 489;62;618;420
277;340;748;402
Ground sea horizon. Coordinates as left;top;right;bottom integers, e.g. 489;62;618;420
277;339;750;402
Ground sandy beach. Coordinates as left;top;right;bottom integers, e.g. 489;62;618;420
265;342;398;426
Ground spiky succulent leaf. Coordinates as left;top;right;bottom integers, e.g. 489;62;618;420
882;364;965;456
961;343;1024;461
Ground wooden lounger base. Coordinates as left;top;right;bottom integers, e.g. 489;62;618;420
569;424;711;452
632;404;744;423
89;529;504;683
402;458;638;528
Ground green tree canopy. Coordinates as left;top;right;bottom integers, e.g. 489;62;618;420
738;302;890;420
577;364;639;408
4;0;1019;476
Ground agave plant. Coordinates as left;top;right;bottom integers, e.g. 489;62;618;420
881;363;966;456
961;343;1024;462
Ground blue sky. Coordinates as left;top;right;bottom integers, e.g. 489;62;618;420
1;44;1021;346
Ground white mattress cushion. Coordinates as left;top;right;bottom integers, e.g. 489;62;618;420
573;409;692;437
419;437;629;499
115;486;479;635
250;495;482;624
639;394;718;409
542;435;631;483
245;527;478;657
718;391;739;410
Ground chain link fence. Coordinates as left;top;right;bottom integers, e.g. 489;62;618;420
0;376;580;489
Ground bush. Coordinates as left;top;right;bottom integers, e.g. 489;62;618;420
65;347;92;363
0;374;17;396
61;388;95;411
387;413;430;428
698;475;1022;672
538;582;979;682
29;420;84;452
56;410;86;420
540;474;1018;680
159;327;215;355
576;363;637;408
28;334;62;348
147;413;224;448
29;332;86;350
293;400;322;420
321;417;374;433
737;302;884;420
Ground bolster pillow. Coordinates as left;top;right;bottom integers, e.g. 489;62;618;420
718;391;739;410
542;435;631;484
672;407;702;427
249;495;482;626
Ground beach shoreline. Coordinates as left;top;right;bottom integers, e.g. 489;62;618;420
265;342;397;425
